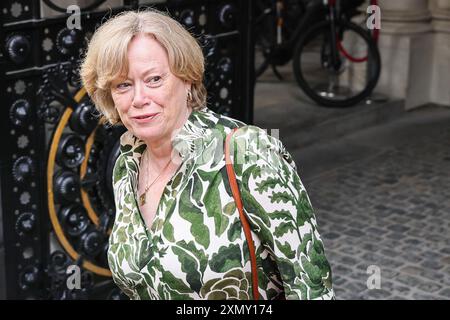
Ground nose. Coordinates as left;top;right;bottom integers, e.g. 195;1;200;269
131;81;150;108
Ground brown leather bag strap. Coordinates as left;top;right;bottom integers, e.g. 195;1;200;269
225;128;259;300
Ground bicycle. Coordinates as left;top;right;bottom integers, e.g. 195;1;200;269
254;0;381;108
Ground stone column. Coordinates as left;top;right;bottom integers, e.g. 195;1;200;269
429;0;450;106
376;0;434;109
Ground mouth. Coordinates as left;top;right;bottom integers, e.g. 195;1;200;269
132;113;160;121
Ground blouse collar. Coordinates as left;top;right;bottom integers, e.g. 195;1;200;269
119;107;212;165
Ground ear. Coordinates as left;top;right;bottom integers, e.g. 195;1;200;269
184;80;192;92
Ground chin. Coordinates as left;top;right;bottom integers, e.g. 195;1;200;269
135;126;166;142
134;130;160;142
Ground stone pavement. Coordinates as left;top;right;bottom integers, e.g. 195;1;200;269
254;63;450;299
271;105;450;300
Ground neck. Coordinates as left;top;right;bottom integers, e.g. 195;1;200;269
145;138;174;170
144;107;192;170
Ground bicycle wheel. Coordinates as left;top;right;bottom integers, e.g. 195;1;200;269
292;20;381;107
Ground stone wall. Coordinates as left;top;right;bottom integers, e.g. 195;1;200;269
377;0;450;109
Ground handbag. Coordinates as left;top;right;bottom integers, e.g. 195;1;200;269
224;128;260;300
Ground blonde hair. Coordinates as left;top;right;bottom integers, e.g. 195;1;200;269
79;9;206;125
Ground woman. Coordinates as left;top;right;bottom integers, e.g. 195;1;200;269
80;9;334;300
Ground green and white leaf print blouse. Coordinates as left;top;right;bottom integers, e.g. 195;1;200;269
108;107;335;300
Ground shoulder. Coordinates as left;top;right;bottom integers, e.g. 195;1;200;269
112;153;126;185
231;125;297;172
195;108;247;138
233;125;280;149
113;131;146;184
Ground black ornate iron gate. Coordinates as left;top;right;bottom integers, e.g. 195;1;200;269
0;0;254;299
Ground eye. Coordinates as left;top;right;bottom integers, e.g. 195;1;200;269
116;82;131;90
147;76;162;84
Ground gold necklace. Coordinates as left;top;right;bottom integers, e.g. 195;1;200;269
139;149;172;206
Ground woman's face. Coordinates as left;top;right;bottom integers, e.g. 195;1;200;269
111;33;191;145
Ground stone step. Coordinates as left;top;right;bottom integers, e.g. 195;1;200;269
253;80;405;151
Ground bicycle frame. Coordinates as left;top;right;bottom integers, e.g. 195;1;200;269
280;0;324;51
254;0;379;76
325;0;341;71
278;0;379;52
335;0;379;63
